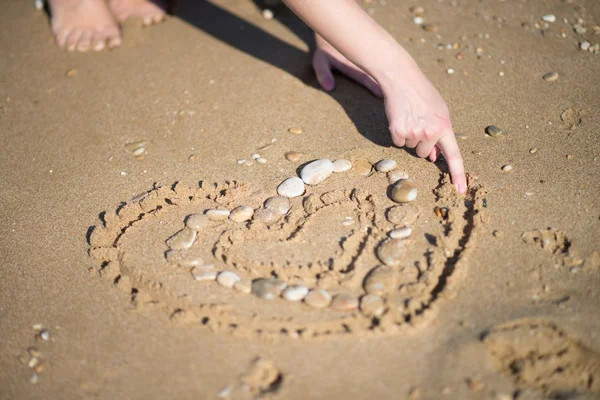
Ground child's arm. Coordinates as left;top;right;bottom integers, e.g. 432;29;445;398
283;0;467;193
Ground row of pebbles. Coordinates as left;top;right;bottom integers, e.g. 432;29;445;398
23;325;51;384
167;157;420;316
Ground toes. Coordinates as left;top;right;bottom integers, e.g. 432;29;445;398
108;36;122;49
66;30;83;52
153;13;165;24
92;33;106;52
56;30;70;48
77;31;92;52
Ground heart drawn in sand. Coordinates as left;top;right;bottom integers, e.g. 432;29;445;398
87;160;486;340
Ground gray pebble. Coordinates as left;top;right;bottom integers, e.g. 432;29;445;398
363;265;399;295
264;196;291;215
252;278;287;300
304;289;332;308
167;228;197;250
376;239;407;267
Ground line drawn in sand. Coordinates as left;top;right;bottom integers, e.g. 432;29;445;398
87;159;487;339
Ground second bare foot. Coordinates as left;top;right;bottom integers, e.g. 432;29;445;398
109;0;166;26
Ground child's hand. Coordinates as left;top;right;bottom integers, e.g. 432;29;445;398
313;34;383;97
382;74;467;193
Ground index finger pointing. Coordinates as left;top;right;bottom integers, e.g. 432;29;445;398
436;133;467;194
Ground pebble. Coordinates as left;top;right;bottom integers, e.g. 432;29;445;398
234;280;252;294
167;228;197;250
386;205;419;225
330;294;359;311
264;196;291;215
390;180;418;203
375;159;397;173
187;214;210;231
303;289;332;308
277;177;305;198
28;347;42;358
253;208;278;224
252;278;287;300
285;151;303;162
363;265;399;295
237;158;246;165
206;209;230;221
422;24;437;33
388;170;409;184
332;159;352;173
541;14;556;23
580;41;590;51
216;271;241;288
192;265;217;281
35;0;44;10
485;125;504;137
30;374;39;384
542;72;559;82
133;147;145;157
501;164;513;172
376;239;407;267
229;206;254;222
529;148;538;154
39;330;50;341
262;9;274;19
300;159;334;185
282;285;309;301
446;68;455;75
353;159;373;176
288;127;302;135
256;157;268;164
360;294;385;317
413;16;424;25
389;226;412;239
178;255;204;268
341;217;354;226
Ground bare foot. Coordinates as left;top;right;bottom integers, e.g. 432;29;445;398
48;0;121;52
109;0;166;26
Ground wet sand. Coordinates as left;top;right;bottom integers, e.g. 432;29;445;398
1;0;599;399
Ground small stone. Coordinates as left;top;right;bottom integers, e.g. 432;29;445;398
252;278;287;300
304;289;332;308
580;41;590;51
341;217;354;226
375;159;397;173
282;285;309;301
388;170;409;184
288;127;302;135
206;209;230;221
28;357;40;368
216;271;241;288
363;265;399;295
39;330;50;341
389;226;412;239
493;230;504;238
285;151;303;162
353;159;373;176
33;363;45;374
65;68;78;77
541;14;556;23
186;214;210;230
446;68;455;75
386;205;419;225
501;164;513;172
466;378;485;392
409;5;424;16
237;158;246;164
262;8;274;19
30;374;39;384
229;206;254;222
330;294;359;311
542;72;559;82
28;347;42;358
133;147;145;157
264;196;291;215
234;280;252;294
422;24;437;32
300;159;334;185
256;157;267;164
252;153;260;160
192;265;217;281
529;148;538;154
390;180;418;203
413;16;424;25
376;239;406;267
178;255;204;268
360;294;385;317
253;208;278;224
277;177;305;198
485;125;504;137
332;159;352;173
167;228;197;250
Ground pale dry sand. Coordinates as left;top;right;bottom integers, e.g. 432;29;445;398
1;0;599;399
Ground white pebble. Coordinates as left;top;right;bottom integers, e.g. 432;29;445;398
282;285;309;301
192;265;217;281
446;68;455;75
216;271;241;288
167;228;197;250
413;16;424;25
252;153;260;159
342;217;354;226
389;226;412;239
133;147;145;156
580;41;591;51
388;170;409;184
501;164;513;172
262;8;274;19
237;159;246;165
187;214;210;230
277;177;305;198
40;330;50;341
332;159;352;173
205;209;230;221
256;157;267;164
229;206;254;222
300;159;334;185
498;71;505;77
375;159;397;173
541;14;556;23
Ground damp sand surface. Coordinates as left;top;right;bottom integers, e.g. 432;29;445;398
1;0;600;399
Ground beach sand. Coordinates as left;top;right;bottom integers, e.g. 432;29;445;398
1;0;599;399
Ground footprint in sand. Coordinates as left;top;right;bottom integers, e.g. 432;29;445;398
87;157;486;339
482;318;600;397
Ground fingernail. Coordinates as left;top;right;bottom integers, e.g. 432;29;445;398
456;184;467;194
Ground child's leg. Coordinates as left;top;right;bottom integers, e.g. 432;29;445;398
48;0;121;51
108;0;165;26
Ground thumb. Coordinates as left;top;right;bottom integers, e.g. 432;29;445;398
313;51;336;92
